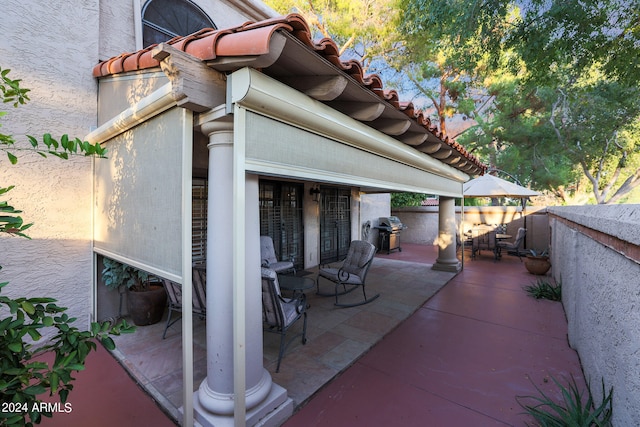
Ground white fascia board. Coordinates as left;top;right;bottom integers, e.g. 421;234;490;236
229;67;469;184
85;83;178;144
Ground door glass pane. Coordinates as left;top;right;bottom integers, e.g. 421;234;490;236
259;181;304;270
320;187;351;264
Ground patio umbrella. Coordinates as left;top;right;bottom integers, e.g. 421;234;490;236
463;174;539;198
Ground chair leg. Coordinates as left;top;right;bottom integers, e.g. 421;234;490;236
334;284;380;308
162;308;173;339
276;331;286;373
162;306;182;339
301;312;308;345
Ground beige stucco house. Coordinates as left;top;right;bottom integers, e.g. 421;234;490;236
2;1;486;425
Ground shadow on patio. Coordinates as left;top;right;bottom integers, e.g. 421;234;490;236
41;244;585;426
107;244;456;422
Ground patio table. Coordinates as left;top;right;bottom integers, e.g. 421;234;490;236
277;274;315;298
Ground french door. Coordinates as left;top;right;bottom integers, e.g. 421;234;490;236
259;181;304;271
320;187;351;264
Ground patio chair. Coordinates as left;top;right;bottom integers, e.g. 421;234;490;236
316;240;379;307
260;235;295;275
261;267;308;373
496;227;527;261
471;225;497;259
160;265;207;339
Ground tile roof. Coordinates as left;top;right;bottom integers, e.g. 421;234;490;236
94;13;486;175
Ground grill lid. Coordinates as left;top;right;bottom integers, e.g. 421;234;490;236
378;216;404;231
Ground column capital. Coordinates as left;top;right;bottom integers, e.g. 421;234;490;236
199;118;234;138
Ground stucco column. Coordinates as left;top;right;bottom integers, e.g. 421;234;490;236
432;196;461;272
194;119;290;427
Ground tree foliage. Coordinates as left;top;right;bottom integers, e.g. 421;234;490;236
402;0;640;203
265;0;399;72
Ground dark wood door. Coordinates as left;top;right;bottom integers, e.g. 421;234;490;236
320;187;351;264
259;181;304;271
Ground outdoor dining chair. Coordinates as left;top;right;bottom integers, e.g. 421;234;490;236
160;265;207;339
316;240;379;307
261;267;308;373
260;235;295;275
496;227;527;261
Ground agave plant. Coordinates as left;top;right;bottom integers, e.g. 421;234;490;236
517;375;613;427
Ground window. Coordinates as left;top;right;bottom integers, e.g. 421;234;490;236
142;0;216;47
192;179;208;264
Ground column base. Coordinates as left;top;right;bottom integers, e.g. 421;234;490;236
432;260;462;273
193;383;291;427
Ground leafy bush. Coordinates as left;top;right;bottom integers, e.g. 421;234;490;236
102;258;150;291
391;192;428;207
0;282;134;426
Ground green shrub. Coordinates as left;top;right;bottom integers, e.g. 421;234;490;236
524;279;562;301
517;375;613;427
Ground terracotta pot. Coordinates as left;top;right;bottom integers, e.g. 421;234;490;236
126;285;167;326
524;256;551;275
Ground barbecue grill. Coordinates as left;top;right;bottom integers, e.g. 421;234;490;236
375;216;406;254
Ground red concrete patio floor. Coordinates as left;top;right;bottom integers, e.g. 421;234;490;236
284;244;586;426
38;244;585;426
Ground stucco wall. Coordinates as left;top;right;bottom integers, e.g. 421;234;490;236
392;205;549;251
1;0;101;331
549;205;640;426
360;193;391;248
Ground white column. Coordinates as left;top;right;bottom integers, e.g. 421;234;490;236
432;196;461;272
194;119;291;427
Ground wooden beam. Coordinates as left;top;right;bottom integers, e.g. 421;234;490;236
152;43;227;112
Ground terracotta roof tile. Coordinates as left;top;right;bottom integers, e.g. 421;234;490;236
93;13;486;174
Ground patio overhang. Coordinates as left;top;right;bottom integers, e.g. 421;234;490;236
94;13;486;177
89;12;477;427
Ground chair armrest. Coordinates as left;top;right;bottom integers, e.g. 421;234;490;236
337;268;351;281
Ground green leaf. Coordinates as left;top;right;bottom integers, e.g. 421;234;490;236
43;133;53;147
27;134;38;147
23;385;47;395
7;151;17;164
21;300;36;315
101;336;115;351
8;341;22;352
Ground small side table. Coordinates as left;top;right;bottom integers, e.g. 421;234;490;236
278;274;315;298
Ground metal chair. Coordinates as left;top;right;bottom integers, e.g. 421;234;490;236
496;227;527;261
260;235;295;275
160;265;207;339
471;225;497;259
261;267;308;373
316;240;379;307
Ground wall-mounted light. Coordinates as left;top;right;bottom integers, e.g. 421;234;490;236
309;186;321;202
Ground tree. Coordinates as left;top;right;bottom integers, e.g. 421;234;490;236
507;0;640;87
392;0;515;137
1;68;133;426
402;0;640;203
264;0;399;73
548;80;640;204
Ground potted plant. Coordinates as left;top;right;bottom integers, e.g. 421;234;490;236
102;258;167;326
524;249;551;275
